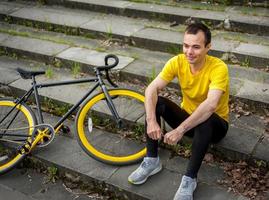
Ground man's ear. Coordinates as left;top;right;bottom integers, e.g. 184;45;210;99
206;43;211;52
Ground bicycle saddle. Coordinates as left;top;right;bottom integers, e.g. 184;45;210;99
16;68;45;79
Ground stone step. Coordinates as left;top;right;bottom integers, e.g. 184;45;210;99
0;26;268;110
0;1;269;68
45;0;269;36
0;56;268;164
34;132;247;200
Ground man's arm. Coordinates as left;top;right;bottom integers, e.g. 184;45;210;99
145;76;168;140
164;89;224;145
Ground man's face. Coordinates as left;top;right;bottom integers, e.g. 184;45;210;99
183;31;211;66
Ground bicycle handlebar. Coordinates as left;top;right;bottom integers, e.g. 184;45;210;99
95;54;119;71
94;54;119;88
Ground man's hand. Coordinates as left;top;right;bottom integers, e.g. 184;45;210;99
147;120;162;140
164;128;184;145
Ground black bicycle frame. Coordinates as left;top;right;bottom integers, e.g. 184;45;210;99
10;71;120;131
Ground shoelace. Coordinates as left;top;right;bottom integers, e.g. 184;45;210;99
180;180;192;195
141;160;151;168
182;180;189;189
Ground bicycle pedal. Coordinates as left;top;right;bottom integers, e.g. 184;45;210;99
18;143;31;155
60;125;71;134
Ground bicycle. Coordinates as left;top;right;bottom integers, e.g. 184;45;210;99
0;54;147;175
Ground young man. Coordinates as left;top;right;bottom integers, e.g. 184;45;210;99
128;22;229;200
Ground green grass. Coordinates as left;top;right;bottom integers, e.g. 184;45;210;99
147;66;157;84
45;67;53;78
53;58;62;68
46;166;58;183
167;45;182;55
94;47;107;52
71;62;81;76
239;7;269;17
105;25;113;40
241;57;250;68
42;97;72;116
133;124;144;140
0;29;29;37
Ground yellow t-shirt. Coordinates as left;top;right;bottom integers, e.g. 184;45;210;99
159;54;229;122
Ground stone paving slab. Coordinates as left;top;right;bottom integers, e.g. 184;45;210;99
1;35;70;59
210;39;240;57
192;9;226;22
235;80;269;105
30;180;88;200
57;47;134;71
229;114;266;136
0;57;22;85
0;33;10;44
10;6;95;28
216;126;262;158
35;135;119;181
229;78;244;96
65;0;133;9
193;183;247;200
121;59;164;82
234;42;269;58
164;155;225;184
80;14;145;37
0;184;34;200
108;164;181;200
0;167;91;200
229;13;269;36
132;27;182;47
0;168;46;196
253;137;269;162
232;43;269;68
0;1;28;16
229;65;269;84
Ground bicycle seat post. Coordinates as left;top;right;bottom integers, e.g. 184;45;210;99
32;75;44;124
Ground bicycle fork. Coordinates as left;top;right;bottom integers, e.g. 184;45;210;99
101;85;122;128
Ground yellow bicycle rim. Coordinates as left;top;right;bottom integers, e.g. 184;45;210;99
0;100;35;171
77;89;146;164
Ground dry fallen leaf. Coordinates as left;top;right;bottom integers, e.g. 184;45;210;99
204;153;214;163
220;160;269;199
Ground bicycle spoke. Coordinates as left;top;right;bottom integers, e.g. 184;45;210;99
0;99;36;174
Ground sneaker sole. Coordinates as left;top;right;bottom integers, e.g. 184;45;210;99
128;164;162;185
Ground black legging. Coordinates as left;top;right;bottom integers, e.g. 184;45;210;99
146;96;228;178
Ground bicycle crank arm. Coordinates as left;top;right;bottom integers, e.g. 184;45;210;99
18;133;44;155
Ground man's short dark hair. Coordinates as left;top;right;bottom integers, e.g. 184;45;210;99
185;22;211;46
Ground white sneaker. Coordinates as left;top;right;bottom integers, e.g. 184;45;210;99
173;175;197;200
128;157;162;185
